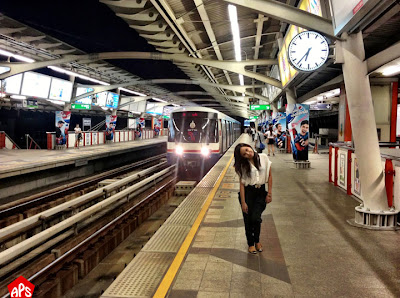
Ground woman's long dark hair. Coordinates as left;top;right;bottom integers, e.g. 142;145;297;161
269;125;273;133
234;143;260;178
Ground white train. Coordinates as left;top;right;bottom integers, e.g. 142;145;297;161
167;107;241;177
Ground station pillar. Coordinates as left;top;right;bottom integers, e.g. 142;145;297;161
286;88;296;105
340;32;391;221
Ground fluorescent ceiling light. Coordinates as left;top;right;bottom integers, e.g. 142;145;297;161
130;111;141;114
119;87;147;97
48;66;110;85
382;65;400;77
46;99;64;105
304;101;316;105
172;104;180;107
228;4;244;87
0;49;35;63
101;107;108;110
10;95;27;100
153;97;168;103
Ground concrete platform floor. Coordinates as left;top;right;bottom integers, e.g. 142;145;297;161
0;137;167;179
169;135;400;297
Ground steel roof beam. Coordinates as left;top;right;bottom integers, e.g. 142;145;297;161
194;0;236;94
71;79;270;102
222;0;336;40
0;51;281;88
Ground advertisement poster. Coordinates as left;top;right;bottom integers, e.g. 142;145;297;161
92;132;97;145
55;111;71;145
286;104;309;161
354;157;361;195
152;117;162;136
135;117;145;138
105;115;117;141
339;153;346;187
273;112;287;149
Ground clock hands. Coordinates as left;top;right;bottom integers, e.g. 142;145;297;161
297;47;312;64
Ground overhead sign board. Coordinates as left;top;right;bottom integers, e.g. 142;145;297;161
250;105;270;111
249;116;259;119
310;103;332;110
23;99;38;108
82;118;91;126
71;104;91;110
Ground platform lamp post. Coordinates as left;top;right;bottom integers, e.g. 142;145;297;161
339;32;398;229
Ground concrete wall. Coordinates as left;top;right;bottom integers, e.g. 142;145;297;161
371;84;391;142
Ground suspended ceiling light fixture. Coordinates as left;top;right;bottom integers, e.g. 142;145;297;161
228;5;244;87
48;66;110;86
0;49;35;63
119;87;147;97
153;97;168;103
382;65;400;77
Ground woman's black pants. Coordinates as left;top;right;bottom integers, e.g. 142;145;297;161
239;185;267;247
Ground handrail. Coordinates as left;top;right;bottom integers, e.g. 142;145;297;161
89;120;105;131
0;131;20;149
25;134;41;149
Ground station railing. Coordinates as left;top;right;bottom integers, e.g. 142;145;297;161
329;142;400;212
0;131;20;150
46;128;168;150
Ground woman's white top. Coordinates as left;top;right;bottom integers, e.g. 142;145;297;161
74;127;81;134
240;153;272;187
266;131;276;139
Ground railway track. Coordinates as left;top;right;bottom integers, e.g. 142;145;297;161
0;157;177;297
0;153;166;224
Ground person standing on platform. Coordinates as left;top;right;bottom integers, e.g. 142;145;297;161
265;125;276;156
74;124;82;149
234;143;272;254
254;126;265;153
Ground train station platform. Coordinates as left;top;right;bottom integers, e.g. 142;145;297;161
0;137;167;200
102;134;400;298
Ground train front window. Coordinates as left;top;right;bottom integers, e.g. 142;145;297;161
169;116;218;143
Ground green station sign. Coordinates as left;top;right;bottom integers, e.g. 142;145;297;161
249;116;259;119
163;115;170;119
250;104;270;111
71;104;91;110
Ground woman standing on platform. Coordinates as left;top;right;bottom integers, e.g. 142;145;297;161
74;124;82;149
265;125;276;156
234;143;272;254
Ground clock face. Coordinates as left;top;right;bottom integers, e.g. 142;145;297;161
288;31;329;72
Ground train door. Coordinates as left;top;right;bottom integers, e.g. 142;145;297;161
221;120;226;152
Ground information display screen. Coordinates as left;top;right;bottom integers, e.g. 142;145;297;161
106;92;119;109
49;78;73;102
21;72;51;98
94;92;108;107
244;120;251;126
146;103;163;115
2;74;23;94
76;87;93;105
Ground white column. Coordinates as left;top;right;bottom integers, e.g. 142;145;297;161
341;32;388;211
271;103;278;119
286;88;297;105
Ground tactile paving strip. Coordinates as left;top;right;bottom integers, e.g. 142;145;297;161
179;187;213;209
142;225;190;252
102;252;174;298
164;207;201;226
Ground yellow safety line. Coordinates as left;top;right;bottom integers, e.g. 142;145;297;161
153;154;234;298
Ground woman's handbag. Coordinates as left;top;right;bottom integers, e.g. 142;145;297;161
258;133;265;150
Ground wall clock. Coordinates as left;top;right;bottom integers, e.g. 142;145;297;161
288;31;329;72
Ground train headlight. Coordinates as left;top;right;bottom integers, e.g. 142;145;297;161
201;147;210;156
175;145;184;155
